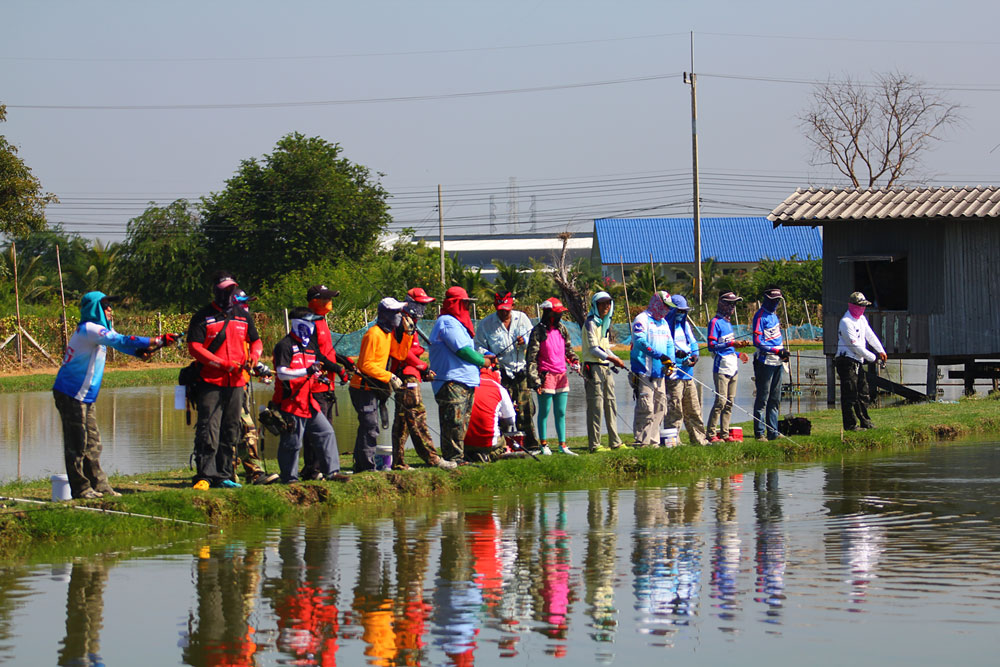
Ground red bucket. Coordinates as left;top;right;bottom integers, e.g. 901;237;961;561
728;427;743;442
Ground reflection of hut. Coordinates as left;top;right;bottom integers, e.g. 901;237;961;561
770;187;1000;400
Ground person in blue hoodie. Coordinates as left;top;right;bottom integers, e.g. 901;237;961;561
663;295;709;446
751;286;789;441
629;291;675;447
53;292;177;499
706;291;750;442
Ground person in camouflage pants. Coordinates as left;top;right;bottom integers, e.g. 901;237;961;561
435;380;476;462
232;387;278;484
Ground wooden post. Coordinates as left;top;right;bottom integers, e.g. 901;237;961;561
803;299;814;336
284;308;291;333
649;252;657;292
157;311;163;334
620;255;632;323
56;245;69;351
826;354;837;406
12;241;23;367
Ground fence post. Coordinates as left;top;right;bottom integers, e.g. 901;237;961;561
56;245;69;351
157;312;163;334
11;241;23;367
803;300;813;336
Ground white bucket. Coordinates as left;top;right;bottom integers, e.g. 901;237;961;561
174;385;187;410
374;444;393;471
659;427;679;448
51;474;71;501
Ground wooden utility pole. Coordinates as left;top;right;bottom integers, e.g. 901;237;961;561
438;184;446;287
683;32;703;306
56;245;69;351
11;241;23;367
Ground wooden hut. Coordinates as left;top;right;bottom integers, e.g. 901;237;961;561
769;186;1000;401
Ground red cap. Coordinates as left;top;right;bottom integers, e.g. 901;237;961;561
540;297;568;313
494;292;514;310
444;286;475;301
407;287;435;304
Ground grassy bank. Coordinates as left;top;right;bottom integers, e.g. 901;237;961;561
0;365;183;393
2;395;997;560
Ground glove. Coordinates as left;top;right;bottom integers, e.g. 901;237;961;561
341;356;357;374
253;362;272;378
389;375;404;391
150;335;164;348
657;353;672;364
321;358;339;373
135;347;154;361
306;362;323;376
778;348;791;362
163;332;180;347
337;367;350;384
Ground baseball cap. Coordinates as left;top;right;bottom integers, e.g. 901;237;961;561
762;286;784;300
669;294;690;311
445;286;476;301
848;291;872;306
540;297;569;313
494;292;514;310
406;287;435;304
719;291;743;303
307;284;340;300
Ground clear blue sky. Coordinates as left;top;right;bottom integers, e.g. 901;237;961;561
4;0;1000;242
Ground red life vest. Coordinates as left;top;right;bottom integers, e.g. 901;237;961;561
464;378;506;451
272;339;321;418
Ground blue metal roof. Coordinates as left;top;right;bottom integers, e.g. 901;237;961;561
594;216;822;264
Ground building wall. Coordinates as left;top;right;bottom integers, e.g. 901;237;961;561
935;219;1000;357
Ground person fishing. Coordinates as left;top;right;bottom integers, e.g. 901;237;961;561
272;307;348;483
429;286;494;464
53;291;178;499
525;297;580;456
836;291;887;431
350;297;407;472
389;287;456;470
300;284;351;481
664;294;709;446
474;292;538;451
629;291;675;448
187;271;263;490
705;291;749;442
463;365;519;462
580;291;627;452
751;285;789;441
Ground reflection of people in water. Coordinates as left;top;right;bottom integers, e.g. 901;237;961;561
0;566;30;664
537;493;573;654
352;522;397;666
584;489;619;644
432;512;481;666
58;559;109;667
392;513;437;665
753;470;787;622
823;462;886;608
182;544;262;667
709;476;743;626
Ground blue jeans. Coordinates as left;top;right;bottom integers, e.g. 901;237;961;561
753;360;783;439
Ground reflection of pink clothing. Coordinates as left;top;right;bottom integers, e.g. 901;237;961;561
542;530;570;626
538;328;567;374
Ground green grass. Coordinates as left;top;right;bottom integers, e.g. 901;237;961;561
2;394;998;560
0;366;182;393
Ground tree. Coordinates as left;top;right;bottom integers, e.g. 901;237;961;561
800;72;962;188
66;239;119;296
0;105;56;237
200;133;391;290
116;200;209;310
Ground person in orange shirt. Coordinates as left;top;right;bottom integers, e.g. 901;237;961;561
349;298;406;472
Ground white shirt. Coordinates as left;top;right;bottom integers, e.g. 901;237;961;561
837;311;886;363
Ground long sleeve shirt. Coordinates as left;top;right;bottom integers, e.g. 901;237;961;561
707;315;739;377
474;311;533;373
667;313;700;381
429;315;481;392
349;324;394;389
629;311;674;379
752;308;784;366
53;322;151;402
580;314;613;363
837;311;886;363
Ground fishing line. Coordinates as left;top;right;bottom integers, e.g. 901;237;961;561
0;496;215;527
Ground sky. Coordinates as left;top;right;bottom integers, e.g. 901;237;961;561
4;0;1000;244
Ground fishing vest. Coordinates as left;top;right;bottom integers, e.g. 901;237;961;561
272;339;320;418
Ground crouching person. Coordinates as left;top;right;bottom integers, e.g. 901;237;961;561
272;308;349;484
464;366;518;462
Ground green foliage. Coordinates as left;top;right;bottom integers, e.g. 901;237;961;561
0;105;56;237
200;132;391;290
0;244;55;304
116;200;208;310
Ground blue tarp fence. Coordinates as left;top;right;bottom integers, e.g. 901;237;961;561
329;320;823;357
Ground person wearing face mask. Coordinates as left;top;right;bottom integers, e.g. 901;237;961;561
272;307;348;483
187;271;263;490
429;286;494;463
580;291;627;452
630;291;675;448
836;292;887;431
751;285;789;441
525;297;581;456
706;291;750;442
53;292;177;499
350;297;407;472
299;284;351;481
664;294;710;446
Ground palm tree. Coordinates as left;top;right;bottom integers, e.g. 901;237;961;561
491;259;527;301
1;244;53;303
67;239;119;296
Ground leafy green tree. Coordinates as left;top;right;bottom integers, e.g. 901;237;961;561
200;133;391;290
491;259;528;301
116;200;209;310
66;239;119;296
0;105;56;237
1;244;54;303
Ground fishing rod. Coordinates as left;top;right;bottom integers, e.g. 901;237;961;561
0;496;215;527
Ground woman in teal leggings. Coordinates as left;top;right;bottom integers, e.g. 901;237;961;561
525;298;580;455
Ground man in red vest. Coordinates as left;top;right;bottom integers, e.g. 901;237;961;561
464;366;518;462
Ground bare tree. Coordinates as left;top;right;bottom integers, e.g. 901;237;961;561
800;72;962;188
550;232;587;326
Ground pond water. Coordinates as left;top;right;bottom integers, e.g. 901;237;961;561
1;442;998;665
0;353;960;483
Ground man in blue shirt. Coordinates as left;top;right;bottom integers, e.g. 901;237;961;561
53;292;177;498
430;286;493;463
751;286;789;440
706;291;749;441
664;295;710;446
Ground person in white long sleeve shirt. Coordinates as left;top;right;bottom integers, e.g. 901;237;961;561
835;291;887;431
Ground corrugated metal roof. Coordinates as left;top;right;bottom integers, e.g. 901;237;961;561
769;186;1000;224
594;216;822;264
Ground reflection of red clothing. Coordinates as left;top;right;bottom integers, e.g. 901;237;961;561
203;626;257;667
275;583;340;666
396;598;430;658
467;513;502;607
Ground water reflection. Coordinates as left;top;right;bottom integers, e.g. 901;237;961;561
8;443;1000;665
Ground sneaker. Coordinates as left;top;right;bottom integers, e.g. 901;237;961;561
192;480;210;491
327;472;352;483
845;425;863;432
253;473;280;485
78;488;102;499
558;444;578;456
708;435;722;443
219;479;242;489
589;445;610;453
539;445;553;456
860;421;875;430
435;459;459;470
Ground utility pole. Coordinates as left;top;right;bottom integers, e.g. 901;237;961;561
438;184;445;287
683;32;703;306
